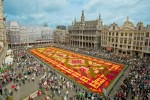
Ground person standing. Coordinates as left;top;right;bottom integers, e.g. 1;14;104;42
0;82;2;95
66;90;69;98
64;95;67;100
4;87;9;96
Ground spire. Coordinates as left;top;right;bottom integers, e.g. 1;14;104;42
74;17;76;23
99;14;101;20
127;16;129;21
98;14;103;25
82;10;84;16
72;20;74;26
81;10;85;22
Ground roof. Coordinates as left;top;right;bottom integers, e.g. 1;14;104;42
10;21;19;28
122;20;134;29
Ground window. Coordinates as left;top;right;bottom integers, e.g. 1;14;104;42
137;42;139;45
109;32;111;36
120;39;123;43
133;41;136;45
146;32;149;37
125;33;127;36
138;33;140;36
140;42;143;45
83;36;85;40
121;33;123;36
129;40;131;44
141;37;143;41
112;38;114;42
112;32;114;36
116;32;118;36
124;39;127;44
134;36;136;40
129;33;132;36
145;42;148;46
136;47;139;50
128;46;131;49
116;39;118;42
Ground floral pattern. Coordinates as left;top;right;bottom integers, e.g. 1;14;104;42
29;47;124;93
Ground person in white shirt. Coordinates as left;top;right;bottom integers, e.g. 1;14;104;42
15;84;19;91
66;90;69;98
24;75;27;80
32;77;34;82
64;96;67;100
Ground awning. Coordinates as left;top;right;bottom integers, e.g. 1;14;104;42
106;47;112;51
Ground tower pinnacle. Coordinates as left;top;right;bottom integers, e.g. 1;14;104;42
99;14;101;20
74;17;76;23
127;16;129;21
81;10;85;22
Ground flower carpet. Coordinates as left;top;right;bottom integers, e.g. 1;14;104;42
29;47;124;93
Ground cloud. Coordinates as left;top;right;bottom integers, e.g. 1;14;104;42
4;0;67;15
3;0;150;29
3;0;69;28
83;0;150;25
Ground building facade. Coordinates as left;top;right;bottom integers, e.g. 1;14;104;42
53;29;69;44
7;21;20;44
0;0;8;68
66;12;150;57
7;21;52;48
68;11;103;50
101;17;150;57
0;0;7;42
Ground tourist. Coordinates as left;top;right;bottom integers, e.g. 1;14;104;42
4;87;9;96
0;82;2;95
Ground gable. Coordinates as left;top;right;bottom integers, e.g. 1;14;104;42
120;26;134;30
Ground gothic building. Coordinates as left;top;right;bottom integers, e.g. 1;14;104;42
68;11;103;50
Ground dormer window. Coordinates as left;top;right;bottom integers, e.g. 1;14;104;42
113;26;115;30
138;26;141;30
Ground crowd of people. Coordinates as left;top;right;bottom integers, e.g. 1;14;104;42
0;43;149;100
114;57;150;100
0;48;49;99
37;68;101;100
0;46;103;100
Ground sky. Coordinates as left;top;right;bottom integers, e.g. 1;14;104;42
3;0;150;29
